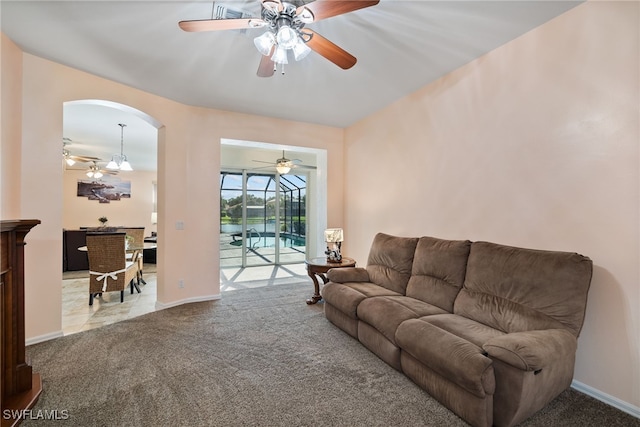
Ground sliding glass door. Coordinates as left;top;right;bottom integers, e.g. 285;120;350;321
220;171;307;268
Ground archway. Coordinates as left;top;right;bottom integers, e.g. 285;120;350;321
62;99;162;333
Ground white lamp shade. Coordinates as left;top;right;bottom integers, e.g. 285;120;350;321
292;39;311;61
324;228;344;243
254;32;275;56
106;159;119;170
119;160;133;171
271;45;288;64
276;26;298;49
276;164;291;174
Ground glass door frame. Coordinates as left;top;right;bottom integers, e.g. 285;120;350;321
220;169;308;268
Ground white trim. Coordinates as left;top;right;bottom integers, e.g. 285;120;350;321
26;330;64;346
571;380;640;419
154;294;221;310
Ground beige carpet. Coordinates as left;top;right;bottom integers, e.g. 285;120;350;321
22;283;639;426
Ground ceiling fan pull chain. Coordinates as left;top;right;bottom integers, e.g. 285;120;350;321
281;63;285;75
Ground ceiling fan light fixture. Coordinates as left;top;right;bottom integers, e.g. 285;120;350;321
292;38;311;61
271;45;288;64
254;31;275;56
276;25;297;49
276;164;291;174
65;158;75;166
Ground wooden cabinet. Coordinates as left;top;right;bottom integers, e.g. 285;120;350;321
1;220;42;427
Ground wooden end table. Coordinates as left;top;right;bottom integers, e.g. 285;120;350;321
305;256;356;305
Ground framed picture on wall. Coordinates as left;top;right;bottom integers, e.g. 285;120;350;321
77;175;131;203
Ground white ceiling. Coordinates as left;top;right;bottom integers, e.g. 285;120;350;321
2;0;582;171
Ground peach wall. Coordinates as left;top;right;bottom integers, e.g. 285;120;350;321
1;34;22;218
63;169;157;233
6;50;343;340
345;1;638;410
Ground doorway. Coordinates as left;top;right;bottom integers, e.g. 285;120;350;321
219;139;328;277
220;170;308;268
62;99;161;334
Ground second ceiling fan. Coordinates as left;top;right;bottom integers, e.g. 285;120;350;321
179;0;379;77
253;150;316;174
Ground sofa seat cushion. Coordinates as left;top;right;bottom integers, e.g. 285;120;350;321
396;318;495;398
419;314;505;348
357;296;448;345
321;282;401;319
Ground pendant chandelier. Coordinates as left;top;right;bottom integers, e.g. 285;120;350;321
106;123;133;171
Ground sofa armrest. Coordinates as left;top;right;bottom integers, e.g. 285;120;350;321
327;267;370;283
482;329;577;371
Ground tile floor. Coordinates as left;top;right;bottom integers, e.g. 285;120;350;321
62;263;310;336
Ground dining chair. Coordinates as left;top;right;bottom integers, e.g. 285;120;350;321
118;227;146;284
86;232;139;306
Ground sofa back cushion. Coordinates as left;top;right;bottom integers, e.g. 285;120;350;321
366;233;419;294
454;241;593;337
406;237;471;312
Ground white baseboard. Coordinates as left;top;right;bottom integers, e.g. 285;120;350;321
155;294;221;310
571;380;640;419
26;330;64;346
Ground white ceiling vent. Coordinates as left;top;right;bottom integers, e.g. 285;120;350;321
214;3;248;20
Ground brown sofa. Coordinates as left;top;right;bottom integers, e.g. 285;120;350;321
322;233;593;427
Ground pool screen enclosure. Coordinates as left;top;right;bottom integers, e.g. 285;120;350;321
220;171;307;267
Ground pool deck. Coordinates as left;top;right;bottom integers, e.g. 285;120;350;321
220;232;306;268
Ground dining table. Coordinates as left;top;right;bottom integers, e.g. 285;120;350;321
76;242;157;252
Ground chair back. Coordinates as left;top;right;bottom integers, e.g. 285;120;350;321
86;232;129;293
117;227;145;249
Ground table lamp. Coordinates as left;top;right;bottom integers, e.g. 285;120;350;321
324;228;343;263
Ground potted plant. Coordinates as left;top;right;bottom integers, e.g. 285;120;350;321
98;216;108;227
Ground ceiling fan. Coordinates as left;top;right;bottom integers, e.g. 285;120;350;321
253;150;316;174
85;161;118;179
62;138;101;166
178;0;380;77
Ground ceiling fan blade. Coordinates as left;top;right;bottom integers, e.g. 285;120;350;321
262;0;284;12
257;53;275;78
303;30;356;69
297;0;379;22
293;165;317;170
69;155;101;162
178;18;264;32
